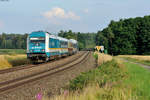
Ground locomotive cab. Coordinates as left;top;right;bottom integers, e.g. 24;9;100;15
27;31;49;62
29;37;45;53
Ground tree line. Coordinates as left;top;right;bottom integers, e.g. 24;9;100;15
96;15;150;55
0;31;96;50
58;30;96;50
0;33;27;49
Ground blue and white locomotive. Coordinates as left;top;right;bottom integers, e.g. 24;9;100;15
27;31;78;62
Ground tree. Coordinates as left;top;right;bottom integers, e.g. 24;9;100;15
96;15;150;55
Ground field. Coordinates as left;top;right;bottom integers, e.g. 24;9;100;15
124;62;150;100
0;49;30;70
0;54;30;70
43;53;150;100
0;49;26;55
119;55;150;66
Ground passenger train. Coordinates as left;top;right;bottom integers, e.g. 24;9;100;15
27;31;78;62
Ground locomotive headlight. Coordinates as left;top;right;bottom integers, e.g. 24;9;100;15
42;49;45;52
30;50;33;52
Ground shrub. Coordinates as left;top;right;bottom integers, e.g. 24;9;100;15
69;59;127;91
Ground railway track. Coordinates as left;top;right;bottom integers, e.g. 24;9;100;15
0;51;90;94
0;52;84;74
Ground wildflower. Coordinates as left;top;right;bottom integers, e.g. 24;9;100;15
36;92;42;100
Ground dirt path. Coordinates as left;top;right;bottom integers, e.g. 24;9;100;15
120;58;150;70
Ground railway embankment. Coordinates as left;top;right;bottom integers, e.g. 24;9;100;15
0;51;97;100
45;53;150;100
0;52;84;82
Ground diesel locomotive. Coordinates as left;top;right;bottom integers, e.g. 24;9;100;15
27;31;78;62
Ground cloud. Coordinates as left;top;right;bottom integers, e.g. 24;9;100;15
43;7;80;20
83;9;89;13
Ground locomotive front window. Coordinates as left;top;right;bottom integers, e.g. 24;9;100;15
30;37;45;43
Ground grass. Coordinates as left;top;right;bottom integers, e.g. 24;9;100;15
0;49;26;55
119;55;150;66
45;59;131;100
0;54;30;70
0;55;12;69
123;62;150;100
94;52;112;66
0;49;30;70
68;59;127;91
93;52;98;60
5;54;31;66
45;84;133;100
43;53;150;100
44;53;130;100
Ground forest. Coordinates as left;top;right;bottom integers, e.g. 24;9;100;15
96;15;150;55
0;33;27;49
0;15;150;55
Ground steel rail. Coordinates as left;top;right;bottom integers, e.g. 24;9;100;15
0;52;84;74
0;52;90;94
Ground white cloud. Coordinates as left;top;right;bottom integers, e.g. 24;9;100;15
43;7;80;20
83;9;89;13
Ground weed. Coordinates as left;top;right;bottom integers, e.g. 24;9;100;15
93;53;98;60
68;59;127;91
46;59;131;100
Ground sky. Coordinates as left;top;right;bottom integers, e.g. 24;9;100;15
0;0;150;34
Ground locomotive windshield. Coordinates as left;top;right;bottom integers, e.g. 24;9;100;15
30;37;45;43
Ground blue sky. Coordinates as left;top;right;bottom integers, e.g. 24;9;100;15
0;0;150;34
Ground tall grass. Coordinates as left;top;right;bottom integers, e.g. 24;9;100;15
44;56;132;100
68;59;127;91
45;84;133;100
44;53;150;100
119;55;150;61
0;55;12;69
5;55;31;66
94;52;112;66
93;53;98;60
0;54;30;70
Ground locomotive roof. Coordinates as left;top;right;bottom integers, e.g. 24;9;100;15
29;31;77;43
29;31;51;36
57;36;68;42
49;35;68;42
49;35;57;39
69;39;77;44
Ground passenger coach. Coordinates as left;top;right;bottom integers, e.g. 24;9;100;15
27;31;78;62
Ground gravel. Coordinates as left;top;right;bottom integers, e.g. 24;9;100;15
0;52;96;100
0;52;84;83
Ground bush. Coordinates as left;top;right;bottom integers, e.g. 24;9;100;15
5;55;31;67
69;59;127;91
7;58;30;66
93;53;98;60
